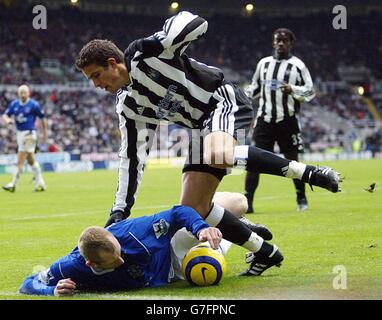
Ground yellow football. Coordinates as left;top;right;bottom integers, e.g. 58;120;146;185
181;243;227;286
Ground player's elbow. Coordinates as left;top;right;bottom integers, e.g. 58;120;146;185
303;90;316;103
19;276;33;295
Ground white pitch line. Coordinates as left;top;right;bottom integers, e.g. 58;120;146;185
5;188;372;222
8;204;172;221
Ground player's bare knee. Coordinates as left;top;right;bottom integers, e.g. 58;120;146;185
213;192;248;216
235;194;249;216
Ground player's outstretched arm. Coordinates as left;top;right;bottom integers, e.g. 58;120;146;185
155;11;208;52
125;11;207;61
19;274;76;296
106;119;156;227
19;274;57;296
53;278;76;297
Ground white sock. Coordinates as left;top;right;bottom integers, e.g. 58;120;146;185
205;203;225;227
233;145;249;169
284;160;306;179
242;232;264;253
11;168;22;186
31;162;45;185
219;239;232;256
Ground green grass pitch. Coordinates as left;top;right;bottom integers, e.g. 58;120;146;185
0;159;381;300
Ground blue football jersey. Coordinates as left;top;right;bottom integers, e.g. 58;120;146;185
19;205;209;295
5;98;44;131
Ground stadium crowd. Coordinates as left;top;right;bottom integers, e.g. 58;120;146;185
0;5;381;155
0;89;120;154
1;6;382;84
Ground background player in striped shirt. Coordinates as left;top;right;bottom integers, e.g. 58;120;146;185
2;85;47;193
245;28;315;212
75;11;341;275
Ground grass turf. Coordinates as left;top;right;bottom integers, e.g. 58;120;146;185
0;159;381;300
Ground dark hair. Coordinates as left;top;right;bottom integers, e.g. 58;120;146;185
273;28;296;43
75;39;124;70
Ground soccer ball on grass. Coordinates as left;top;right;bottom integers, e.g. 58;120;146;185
181;243;227;286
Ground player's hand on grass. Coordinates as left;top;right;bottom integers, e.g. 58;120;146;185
54;278;76;297
198;227;222;250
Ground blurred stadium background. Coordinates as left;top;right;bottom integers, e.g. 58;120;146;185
0;0;381;300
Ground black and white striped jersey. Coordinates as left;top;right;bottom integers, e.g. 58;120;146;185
116;11;224;130
112;11;225;214
245;55;315;123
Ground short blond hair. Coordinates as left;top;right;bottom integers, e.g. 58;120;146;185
78;226;115;264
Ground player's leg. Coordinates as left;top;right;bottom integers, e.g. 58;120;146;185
285;151;307;210
23;130;46;192
3;131;31;192
204;83;341;193
26;152;46;192
278;117;307;211
205;131;340;193
180;169;281;276
244;119;275;213
212;192;273;240
3;151;27;192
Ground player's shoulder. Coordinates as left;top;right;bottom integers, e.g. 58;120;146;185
9;99;19;107
289;55;307;69
258;56;274;65
50;249;87;277
29;98;41;107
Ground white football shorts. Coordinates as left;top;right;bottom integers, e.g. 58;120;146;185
17;130;37;153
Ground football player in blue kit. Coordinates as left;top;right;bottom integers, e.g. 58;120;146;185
2;85;48;192
19;192;274;296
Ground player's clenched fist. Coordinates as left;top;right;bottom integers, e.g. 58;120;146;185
54;278;76;297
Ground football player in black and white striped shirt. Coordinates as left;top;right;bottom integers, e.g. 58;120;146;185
76;12;341;276
245;28;315;213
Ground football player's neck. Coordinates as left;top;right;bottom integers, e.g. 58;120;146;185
20;97;29;105
119;64;131;86
274;50;291;60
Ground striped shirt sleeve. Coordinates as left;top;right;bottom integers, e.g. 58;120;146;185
290;64;316;102
245;61;262;99
154;11;208;57
112;115;156;214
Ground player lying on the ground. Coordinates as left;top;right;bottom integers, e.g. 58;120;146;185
19;192;277;296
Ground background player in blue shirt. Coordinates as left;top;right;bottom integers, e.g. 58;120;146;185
2;84;48;192
19;192;276;296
